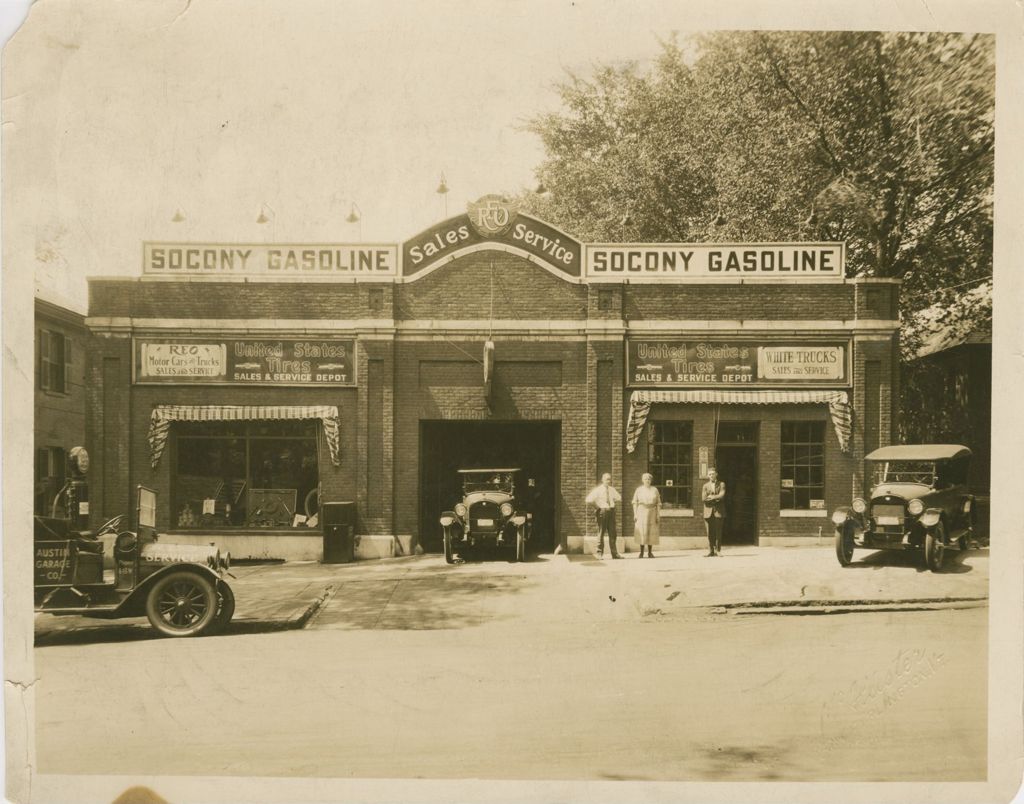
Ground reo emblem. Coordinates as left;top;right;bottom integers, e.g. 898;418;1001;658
467;194;519;237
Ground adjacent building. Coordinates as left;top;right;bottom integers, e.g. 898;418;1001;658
34;297;90;516
84;200;901;560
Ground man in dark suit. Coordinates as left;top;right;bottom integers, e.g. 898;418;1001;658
702;468;726;557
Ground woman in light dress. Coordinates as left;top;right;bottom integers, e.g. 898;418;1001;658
631;473;661;558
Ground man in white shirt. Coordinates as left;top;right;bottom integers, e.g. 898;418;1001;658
586;472;623;559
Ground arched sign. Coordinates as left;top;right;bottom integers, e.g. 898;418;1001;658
402;195;582;281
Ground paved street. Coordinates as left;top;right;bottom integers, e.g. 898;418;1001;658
34;546;987;782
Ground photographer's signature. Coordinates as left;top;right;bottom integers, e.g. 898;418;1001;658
821;648;946;750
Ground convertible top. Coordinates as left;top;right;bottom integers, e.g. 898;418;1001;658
457;468;522;473
865;444;972;461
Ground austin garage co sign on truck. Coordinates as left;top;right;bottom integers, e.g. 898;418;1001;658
134;339;356;386
627;340;848;387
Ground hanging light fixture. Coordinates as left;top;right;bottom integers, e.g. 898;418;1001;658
535;181;548;195
256;203;274;224
346;202;361;224
171;208;186;223
436;172;450;217
712;208;727;226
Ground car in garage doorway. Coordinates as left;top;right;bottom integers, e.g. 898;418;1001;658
831;444;974;572
439;468;532;563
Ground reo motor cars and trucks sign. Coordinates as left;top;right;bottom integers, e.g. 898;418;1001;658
135;338;356;386
627;340;848;387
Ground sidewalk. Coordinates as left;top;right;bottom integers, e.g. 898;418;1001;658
34;544;989;642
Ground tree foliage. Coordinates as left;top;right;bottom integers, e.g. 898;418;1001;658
524;31;994;328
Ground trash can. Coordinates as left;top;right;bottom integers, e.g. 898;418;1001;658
321;501;357;564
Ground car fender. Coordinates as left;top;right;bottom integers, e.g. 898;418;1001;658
919;508;943;529
112;562;226;618
830;506;857;527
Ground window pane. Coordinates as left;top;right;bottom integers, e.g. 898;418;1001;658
781;420;825;510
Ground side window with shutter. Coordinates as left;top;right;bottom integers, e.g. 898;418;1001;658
39;330;50;391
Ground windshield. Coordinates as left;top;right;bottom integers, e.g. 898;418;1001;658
462;473;514;494
874;460;936;486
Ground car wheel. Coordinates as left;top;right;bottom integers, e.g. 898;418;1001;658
925;522;946;572
211;581;235;634
145;571;218;637
515;525;526;563
834;522;855;567
443;527;455;565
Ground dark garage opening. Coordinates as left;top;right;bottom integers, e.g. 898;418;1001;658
420;420;561;555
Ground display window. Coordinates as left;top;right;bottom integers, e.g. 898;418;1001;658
780;421;825;510
648;421;694;508
172;420;320;529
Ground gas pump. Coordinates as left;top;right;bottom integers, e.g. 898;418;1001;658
64;446;91;532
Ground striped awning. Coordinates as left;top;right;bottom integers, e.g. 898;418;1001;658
148;405;341;468
625;389;852;454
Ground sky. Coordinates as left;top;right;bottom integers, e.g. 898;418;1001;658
2;0;1015;314
4;0;691;312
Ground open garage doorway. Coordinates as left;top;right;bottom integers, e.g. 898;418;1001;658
420;420;561;556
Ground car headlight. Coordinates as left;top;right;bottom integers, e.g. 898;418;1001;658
440;515;454;527
831;510;849;526
851;498;867;514
920;511;941;527
907;498;924;516
454;503;467;518
511;515;527;526
500;503;513;517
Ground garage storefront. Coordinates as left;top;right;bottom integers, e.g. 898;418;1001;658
85;198;899;559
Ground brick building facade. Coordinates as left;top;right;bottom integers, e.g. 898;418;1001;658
85;214;900;560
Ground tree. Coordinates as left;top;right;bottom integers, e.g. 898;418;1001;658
524;31;994;332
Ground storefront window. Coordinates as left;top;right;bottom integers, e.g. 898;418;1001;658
649;421;693;508
173;421;319;529
781;421;825;510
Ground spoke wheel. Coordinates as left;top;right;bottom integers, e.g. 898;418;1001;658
212;581;236;634
145;571;218;637
834;523;855;566
443;528;455;565
925;522;946;573
515;526;526;562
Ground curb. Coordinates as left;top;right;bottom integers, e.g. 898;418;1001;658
730;600;989;616
718;595;988;610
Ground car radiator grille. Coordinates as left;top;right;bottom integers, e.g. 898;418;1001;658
872;503;905;531
470;501;500;529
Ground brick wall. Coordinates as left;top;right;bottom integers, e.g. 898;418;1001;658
396;252;587;321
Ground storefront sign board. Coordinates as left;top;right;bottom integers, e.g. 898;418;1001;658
586;243;844;282
143;243;399;279
402;204;582;280
135;338;357;385
627;339;848;387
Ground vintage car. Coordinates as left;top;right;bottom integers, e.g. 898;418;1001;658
36;461;234;637
439;468;532;563
832;444;974;572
